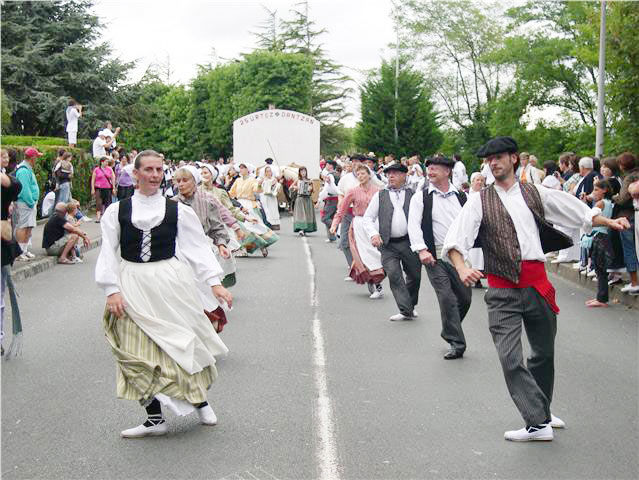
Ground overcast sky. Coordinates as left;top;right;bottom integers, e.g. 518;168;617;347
92;0;397;127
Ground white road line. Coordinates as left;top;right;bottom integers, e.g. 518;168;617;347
302;237;340;480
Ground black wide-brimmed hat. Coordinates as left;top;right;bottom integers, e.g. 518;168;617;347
384;163;408;173
476;136;518;158
425;154;454;168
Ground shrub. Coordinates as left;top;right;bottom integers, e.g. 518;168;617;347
2;145;97;208
1;135;93;152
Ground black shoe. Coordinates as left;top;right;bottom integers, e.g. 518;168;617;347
443;348;464;360
474;279;485;289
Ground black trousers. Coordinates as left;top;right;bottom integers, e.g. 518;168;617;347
425;260;472;350
485;287;556;427
380;238;421;316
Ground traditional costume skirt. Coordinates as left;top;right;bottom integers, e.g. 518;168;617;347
320;197;338;227
103;257;228;415
348;216;385;284
293;195;317;233
237;199;279;251
260;193;281;227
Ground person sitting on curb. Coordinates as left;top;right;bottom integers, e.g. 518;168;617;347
42;202;90;264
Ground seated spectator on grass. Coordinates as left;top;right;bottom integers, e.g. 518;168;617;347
42;202;89;264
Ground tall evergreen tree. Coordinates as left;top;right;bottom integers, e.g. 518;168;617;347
1;0;133;137
355;60;442;157
278;2;352;154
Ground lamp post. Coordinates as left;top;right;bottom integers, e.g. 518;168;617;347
595;0;606;158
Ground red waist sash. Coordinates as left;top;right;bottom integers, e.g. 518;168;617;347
486;261;559;314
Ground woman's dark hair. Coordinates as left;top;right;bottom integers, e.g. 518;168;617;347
593;179;614;199
601;156;620;177
568;155;580;173
57;148;66;157
616;152;637;172
99;156;109;165
543;161;557;176
298;167;308;179
62;152;73;160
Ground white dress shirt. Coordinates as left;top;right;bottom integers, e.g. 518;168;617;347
408;182;463;252
362;189;409;239
95;190;222;296
318;172;340;202
481;163;495;185
442;182;601;263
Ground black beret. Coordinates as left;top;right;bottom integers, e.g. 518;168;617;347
425;154;454;168
384;163;408;173
350;153;365;161
476;136;518;158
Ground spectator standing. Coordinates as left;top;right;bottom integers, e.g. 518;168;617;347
452;153;468;189
541;161;562;190
65;100;82;148
42;202;90;264
519;152;544;184
53;152;74;205
574;157;602;205
1;149;24;357
91;156;116;223
100;122;121;151
14;147;42;261
115;154;135;200
613;152;639;295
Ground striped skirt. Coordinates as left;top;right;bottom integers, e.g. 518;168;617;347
103;310;216;406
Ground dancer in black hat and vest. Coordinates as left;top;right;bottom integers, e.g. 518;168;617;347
443;136;630;441
408;154;471;360
363;163;422;321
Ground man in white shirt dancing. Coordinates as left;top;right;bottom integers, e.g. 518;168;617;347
443;137;629;441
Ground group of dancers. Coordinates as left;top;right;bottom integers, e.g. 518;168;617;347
96;138;630;442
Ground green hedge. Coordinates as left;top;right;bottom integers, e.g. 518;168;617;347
1;135;92;151
2;145;96;207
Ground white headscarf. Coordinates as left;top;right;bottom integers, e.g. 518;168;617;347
177;165;201;185
200;163;218;182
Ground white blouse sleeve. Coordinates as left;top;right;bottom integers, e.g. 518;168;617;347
95;202;122;297
176;203;224;287
442;192;483;261
534;184;600;234
362;191;380;239
408;192;427;252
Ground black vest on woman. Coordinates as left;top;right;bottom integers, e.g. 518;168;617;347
118;197;178;263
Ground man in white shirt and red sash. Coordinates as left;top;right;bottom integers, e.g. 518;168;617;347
443;137;629;442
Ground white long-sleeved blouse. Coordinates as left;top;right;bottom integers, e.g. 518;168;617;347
95;190;222;296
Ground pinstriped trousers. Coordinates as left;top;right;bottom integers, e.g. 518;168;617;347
485;287;557;427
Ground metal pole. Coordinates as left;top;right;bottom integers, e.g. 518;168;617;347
394;19;399;144
595;0;606;158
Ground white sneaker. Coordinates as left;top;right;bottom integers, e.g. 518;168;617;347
504;424;553;442
369;289;383;300
620;283;639;294
412;310;419;317
389;312;415;321
344;276;353;282
587;269;596;278
197;405;218;426
24;251;35;259
72;257;84;264
17;254;31;262
120;422;167;438
550;414;565;429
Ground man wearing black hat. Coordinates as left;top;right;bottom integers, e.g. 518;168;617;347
407;154;471;359
363;163;421;321
443;136;630;441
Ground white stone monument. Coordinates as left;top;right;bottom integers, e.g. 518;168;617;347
233;109;321;179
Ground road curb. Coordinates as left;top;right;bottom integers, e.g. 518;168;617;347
546;260;638;309
11;236;102;283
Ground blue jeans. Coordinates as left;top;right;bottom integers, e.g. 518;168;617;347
619;220;638;273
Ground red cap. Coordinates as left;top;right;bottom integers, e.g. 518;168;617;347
24;147;43;158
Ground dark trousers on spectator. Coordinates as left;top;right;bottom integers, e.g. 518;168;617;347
425;259;471;351
381;237;421;316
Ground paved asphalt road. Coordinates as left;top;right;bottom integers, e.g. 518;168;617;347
2;216;637;479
